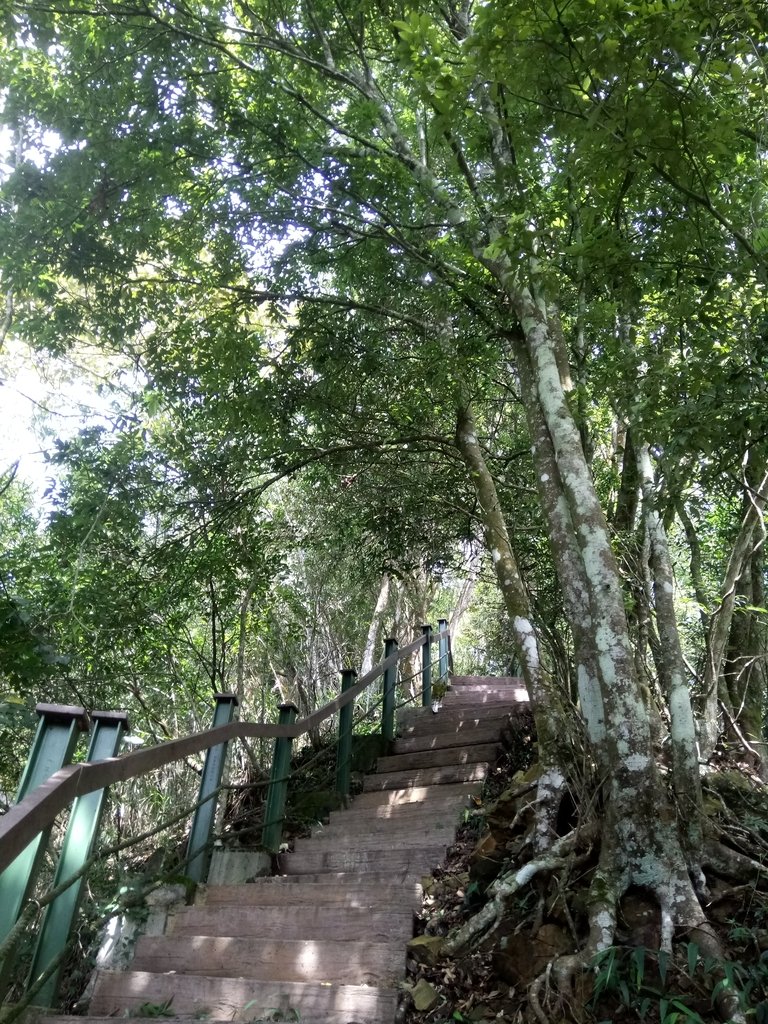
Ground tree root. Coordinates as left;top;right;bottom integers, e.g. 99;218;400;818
703;839;768;881
443;828;588;955
527;854;748;1024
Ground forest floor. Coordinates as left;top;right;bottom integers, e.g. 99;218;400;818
401;727;768;1024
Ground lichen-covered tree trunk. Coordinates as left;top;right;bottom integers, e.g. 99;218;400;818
507;288;707;952
724;550;768;777
700;459;768;758
455;402;568;851
637;443;702;856
510;335;605;754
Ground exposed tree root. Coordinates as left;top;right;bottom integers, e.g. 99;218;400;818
439;783;768;1024
443;826;594;955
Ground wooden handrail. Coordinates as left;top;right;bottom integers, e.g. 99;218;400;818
0;630;445;875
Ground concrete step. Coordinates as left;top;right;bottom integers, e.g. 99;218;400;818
363;762;489;791
201;880;422;908
169;903;413;941
374;742;499;773
132;934;404;985
88;971;398;1024
279;844;448;877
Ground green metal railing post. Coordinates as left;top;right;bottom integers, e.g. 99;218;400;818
381;638;398;743
438;618;449;683
186;693;240;884
0;703;89;996
421;624;433;708
29;710;128;1007
0;705;89;942
335;669;357;801
261;703;298;853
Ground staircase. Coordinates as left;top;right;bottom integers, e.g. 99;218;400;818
53;677;527;1024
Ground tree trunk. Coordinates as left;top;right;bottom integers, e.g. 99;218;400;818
507;290;706;951
637;443;702;855
700;459;768;758
455;402;568;852
724;550;768;777
361;573;390;676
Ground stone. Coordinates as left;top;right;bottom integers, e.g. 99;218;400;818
493;924;571;985
412;978;440;1011
407;934;445;966
468;832;505;884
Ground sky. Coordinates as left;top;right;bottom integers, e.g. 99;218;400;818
0;340;132;506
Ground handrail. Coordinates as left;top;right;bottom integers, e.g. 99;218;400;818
0;629;447;875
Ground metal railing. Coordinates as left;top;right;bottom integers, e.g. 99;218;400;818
0;619;453;1014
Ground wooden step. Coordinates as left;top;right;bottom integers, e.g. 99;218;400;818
300;823;457;850
349;781;481;809
374;742;499;773
397;708;510;735
279;844;448;876
88;971;398;1024
169;903;413;941
392;724;504;753
363;762;489;791
450;675;525;686
442;692;528;708
201;880;422;908
319;809;463;835
269;870;427;885
132;934;404;985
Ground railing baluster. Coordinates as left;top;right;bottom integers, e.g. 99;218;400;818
421;624;433;708
261;703;298;853
29;710;128;1007
186;693;240;883
381;638;398;743
335;669;357;801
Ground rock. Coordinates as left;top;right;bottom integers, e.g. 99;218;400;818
468;832;505;884
407;934;446;966
412;978;440;1011
493;924;571;985
619;892;661;948
512;762;541;785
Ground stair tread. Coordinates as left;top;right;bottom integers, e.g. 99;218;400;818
170;903;413;940
89;971;398;1024
375;743;499;773
363;763;488;791
202;880;422;907
450;675;525;685
133;934;404;984
392;726;504;753
279;844;449;876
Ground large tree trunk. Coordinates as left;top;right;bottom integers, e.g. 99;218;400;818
455;402;568;852
637;443;702;856
700;458;768;758
724;550;768;777
507;290;708;955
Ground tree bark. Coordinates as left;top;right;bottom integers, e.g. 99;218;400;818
455;402;567;852
637;443;702;855
361;573;390;676
700;459;768;758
